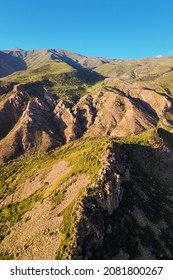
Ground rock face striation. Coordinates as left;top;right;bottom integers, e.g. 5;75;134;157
1;49;173;163
0;85;63;163
1;80;172;163
60;148;130;260
95;148;130;215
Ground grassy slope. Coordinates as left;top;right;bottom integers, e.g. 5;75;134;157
2;58;103;103
95;56;173;82
0;137;109;259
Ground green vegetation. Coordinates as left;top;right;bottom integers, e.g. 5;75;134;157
0;188;43;226
0;251;13;260
95;60;136;77
0;161;25;200
0;136;109;250
3;60;103;103
110;128;161;147
56;200;77;259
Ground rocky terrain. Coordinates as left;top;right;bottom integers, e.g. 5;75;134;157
60;148;130;260
0;48;173;259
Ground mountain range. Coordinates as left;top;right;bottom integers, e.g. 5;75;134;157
0;48;173;260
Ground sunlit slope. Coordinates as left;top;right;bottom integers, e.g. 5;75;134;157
0;132;173;260
0;137;109;259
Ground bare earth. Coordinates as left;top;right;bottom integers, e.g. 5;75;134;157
0;176;42;207
0;171;90;259
0;161;72;207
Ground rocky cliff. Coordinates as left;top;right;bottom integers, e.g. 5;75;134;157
58;148;130;259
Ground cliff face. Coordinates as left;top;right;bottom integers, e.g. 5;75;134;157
0;85;62;163
95;148;130;215
59;148;130;260
56;141;173;260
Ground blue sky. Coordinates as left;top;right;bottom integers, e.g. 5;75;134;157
1;0;173;59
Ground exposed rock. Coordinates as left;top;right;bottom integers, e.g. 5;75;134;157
43;91;54;108
0;86;63;163
13;84;25;93
94;148;129;215
130;71;136;79
1;72;173;164
61;148;130;259
52;87;158;145
54;100;77;142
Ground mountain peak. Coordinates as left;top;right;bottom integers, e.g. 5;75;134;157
10;47;24;51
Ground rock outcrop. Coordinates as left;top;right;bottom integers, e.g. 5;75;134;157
60;148;130;260
95;148;130;215
0;87;62;163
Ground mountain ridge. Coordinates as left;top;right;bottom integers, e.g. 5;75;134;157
1;47;173;260
1;47;173;78
1;48;173;163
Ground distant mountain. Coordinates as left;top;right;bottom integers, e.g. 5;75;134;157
1;48;121;73
1;48;173;79
0;50;26;77
1;48;173;260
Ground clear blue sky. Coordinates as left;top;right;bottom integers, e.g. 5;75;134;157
1;0;173;59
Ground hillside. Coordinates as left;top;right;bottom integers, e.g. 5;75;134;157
0;50;26;78
1;133;173;260
0;48;173;259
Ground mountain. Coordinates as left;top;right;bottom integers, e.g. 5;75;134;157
0;50;26;78
0;48;173;260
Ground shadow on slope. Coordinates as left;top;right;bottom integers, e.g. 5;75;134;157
50;51;104;82
101;141;173;260
0;51;27;78
61;136;173;260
